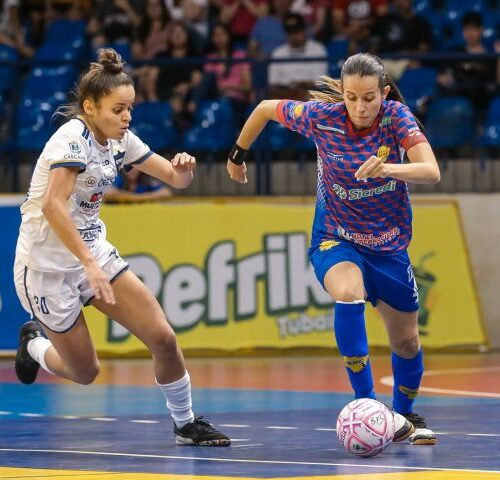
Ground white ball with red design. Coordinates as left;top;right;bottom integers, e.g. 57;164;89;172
336;398;395;457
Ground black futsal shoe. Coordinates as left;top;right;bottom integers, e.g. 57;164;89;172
405;412;437;445
174;416;231;446
15;321;44;384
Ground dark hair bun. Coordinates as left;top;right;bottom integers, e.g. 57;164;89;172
97;48;124;74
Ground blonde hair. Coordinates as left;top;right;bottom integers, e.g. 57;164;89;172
309;53;405;105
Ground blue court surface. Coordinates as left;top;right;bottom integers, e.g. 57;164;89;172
1;357;500;479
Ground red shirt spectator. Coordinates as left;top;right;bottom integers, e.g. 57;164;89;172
220;0;268;41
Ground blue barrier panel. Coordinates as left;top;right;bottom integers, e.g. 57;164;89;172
0;203;25;351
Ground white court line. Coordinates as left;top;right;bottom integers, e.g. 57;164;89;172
19;413;44;417
315;428;336;432
90;417;118;422
130;420;159;424
0;448;499;474
219;424;250;428
231;443;264;448
265;426;298;430
0;411;11;415
380;367;500;398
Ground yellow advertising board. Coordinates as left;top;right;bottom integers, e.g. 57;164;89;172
85;199;485;354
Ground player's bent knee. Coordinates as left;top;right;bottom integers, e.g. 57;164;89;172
334;289;364;303
72;362;100;385
392;335;420;359
149;330;178;357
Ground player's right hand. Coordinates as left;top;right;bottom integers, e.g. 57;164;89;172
83;259;115;305
227;160;248;184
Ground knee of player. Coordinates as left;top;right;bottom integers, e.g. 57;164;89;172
334;288;364;303
392;335;420;358
149;328;178;357
73;362;100;385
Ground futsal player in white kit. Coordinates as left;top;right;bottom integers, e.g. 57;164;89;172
13;48;230;446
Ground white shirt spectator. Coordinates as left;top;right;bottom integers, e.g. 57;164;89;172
268;39;328;86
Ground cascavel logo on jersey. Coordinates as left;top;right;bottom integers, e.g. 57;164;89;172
377;145;390;162
69;141;81;154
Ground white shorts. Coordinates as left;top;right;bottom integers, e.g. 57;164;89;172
14;239;129;333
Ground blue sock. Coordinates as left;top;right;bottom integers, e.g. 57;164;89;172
392;349;423;414
334;301;375;399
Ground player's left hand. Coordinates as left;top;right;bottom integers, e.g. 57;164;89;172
171;152;196;171
355;155;388;181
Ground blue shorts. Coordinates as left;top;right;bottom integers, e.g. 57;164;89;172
309;240;419;312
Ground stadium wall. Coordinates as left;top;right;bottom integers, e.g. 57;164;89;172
0;194;497;354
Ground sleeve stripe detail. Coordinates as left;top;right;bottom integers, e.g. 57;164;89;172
49;162;86;170
276;100;287;124
402;133;428;151
123;150;154;172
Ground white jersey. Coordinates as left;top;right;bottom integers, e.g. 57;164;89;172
16;117;152;272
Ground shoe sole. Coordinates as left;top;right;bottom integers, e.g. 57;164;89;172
411;437;437;445
175;436;231;446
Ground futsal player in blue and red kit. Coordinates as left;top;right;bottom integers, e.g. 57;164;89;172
227;53;440;445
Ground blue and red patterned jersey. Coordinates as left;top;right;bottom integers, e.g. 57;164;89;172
276;99;428;254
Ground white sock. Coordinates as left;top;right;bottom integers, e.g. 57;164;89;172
27;337;54;375
156;371;195;428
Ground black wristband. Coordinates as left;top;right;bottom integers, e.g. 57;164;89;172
228;144;249;165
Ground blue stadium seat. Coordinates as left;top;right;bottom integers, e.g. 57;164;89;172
0;44;18;95
23;66;78;101
94;42;132;62
398;67;437;114
480;97;500;147
183;99;236;151
130;101;177;152
327;38;348;77
16;98;59;151
425;96;475;148
44;19;86;46
34;44;81;64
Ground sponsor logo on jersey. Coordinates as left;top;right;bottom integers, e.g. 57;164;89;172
69;141;81;154
380;115;391;127
327;152;343;162
348;179;396;200
319;240;340;251
377;145;390;162
291;103;304;118
85;176;97;187
113;144;125;168
316;124;345;134
98;177;115;187
344;355;369;373
79;191;103;211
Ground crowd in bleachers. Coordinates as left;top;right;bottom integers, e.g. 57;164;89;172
0;0;498;180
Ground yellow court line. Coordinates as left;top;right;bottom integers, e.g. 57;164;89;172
2;469;500;480
0;468;254;480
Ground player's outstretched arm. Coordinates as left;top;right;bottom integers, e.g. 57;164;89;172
227;99;281;184
136;152;196;189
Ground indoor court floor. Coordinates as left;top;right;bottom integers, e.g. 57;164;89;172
1;353;500;480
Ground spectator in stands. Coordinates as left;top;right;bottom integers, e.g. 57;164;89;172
188;22;251;126
219;0;268;45
131;0;171;102
372;0;433;80
155;21;202;126
87;0;142;49
105;169;173;202
267;13;328;101
0;0;34;57
437;11;497;117
248;0;291;60
291;0;331;42
332;0;388;55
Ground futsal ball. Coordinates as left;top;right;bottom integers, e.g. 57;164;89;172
336;398;395;457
